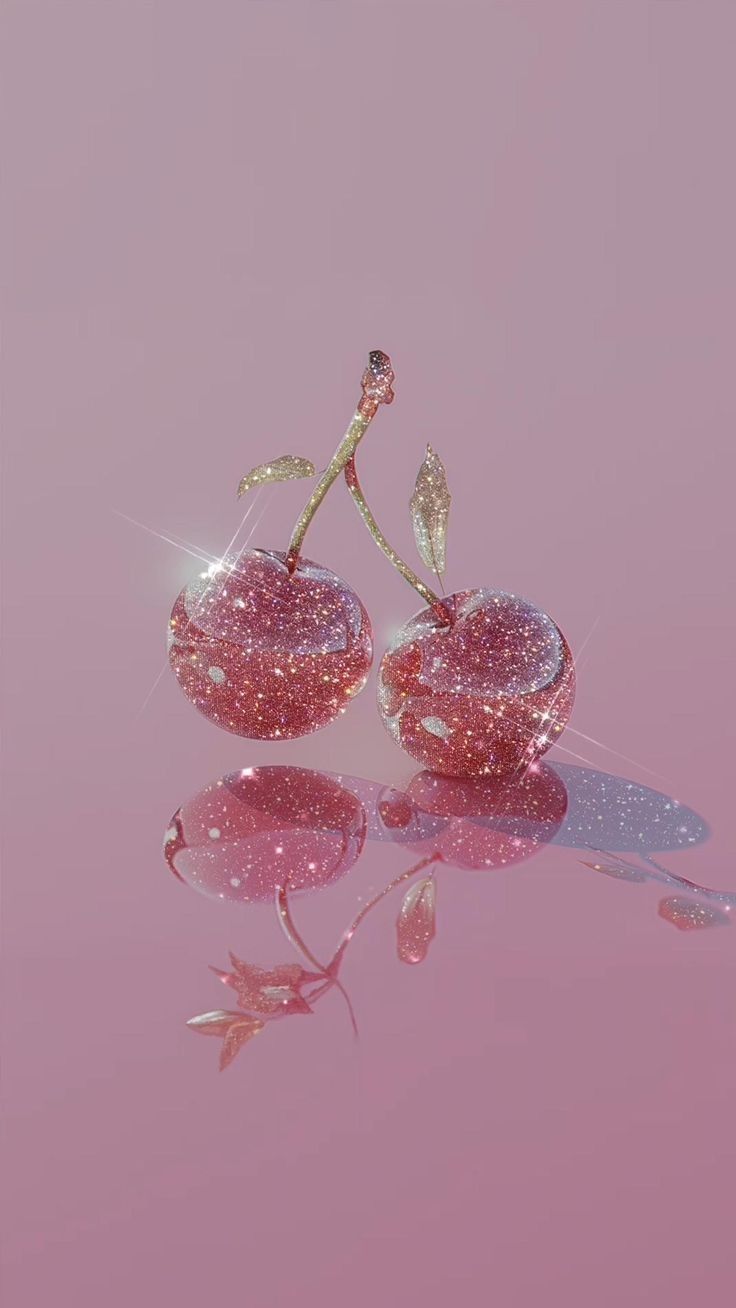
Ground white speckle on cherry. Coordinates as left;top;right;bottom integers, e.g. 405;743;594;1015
422;716;452;739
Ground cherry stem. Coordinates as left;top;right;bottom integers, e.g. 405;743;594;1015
344;455;448;623
641;853;736;907
285;350;396;574
275;854;440;1035
276;885;359;1037
327;853;439;975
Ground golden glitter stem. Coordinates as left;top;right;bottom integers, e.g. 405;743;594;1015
344;455;448;623
285;410;371;572
286;349;395;572
286;350;448;623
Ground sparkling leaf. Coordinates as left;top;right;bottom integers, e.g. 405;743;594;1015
237;455;316;499
410;445;451;578
396;876;437;965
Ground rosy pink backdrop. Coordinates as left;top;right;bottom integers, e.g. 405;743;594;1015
2;4;735;1306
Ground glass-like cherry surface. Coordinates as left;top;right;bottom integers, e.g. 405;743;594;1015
165;765;367;902
399;763;569;870
168;548;373;739
378;589;576;777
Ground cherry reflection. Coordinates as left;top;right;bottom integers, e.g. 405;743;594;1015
168;761;730;1069
165;765;367;903
379;762;568;870
175;762;569;1069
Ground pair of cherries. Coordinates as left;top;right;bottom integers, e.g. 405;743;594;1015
168;352;575;778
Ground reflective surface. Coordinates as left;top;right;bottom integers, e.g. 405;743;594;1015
165;765;367;901
168;764;732;1071
4;5;736;1307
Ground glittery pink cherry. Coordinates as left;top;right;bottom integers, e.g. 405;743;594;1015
333;362;576;778
377;590;575;778
168;550;372;739
168;352;394;740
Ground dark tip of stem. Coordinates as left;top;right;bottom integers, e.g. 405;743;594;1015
361;351;395;412
369;349;392;377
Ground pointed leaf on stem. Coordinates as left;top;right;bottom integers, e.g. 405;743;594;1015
237;456;316;499
410;445;450;578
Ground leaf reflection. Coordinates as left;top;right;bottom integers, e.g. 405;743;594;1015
396;876;437;965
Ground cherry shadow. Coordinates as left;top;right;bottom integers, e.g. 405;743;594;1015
547;762;709;855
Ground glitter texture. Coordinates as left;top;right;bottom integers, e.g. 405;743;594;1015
168;548;373;738
358;349;395;417
657;897;732;931
549;765;710;853
164;764;367;903
401;763;568;870
410;444;451;578
286;350;394;569
377;589;575;777
215;955;317;1016
237;455;316;499
344;455;444;615
396;877;437;964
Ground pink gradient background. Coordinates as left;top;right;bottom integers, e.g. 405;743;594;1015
2;3;735;1305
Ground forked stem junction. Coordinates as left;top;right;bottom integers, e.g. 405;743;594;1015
286;352;449;623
